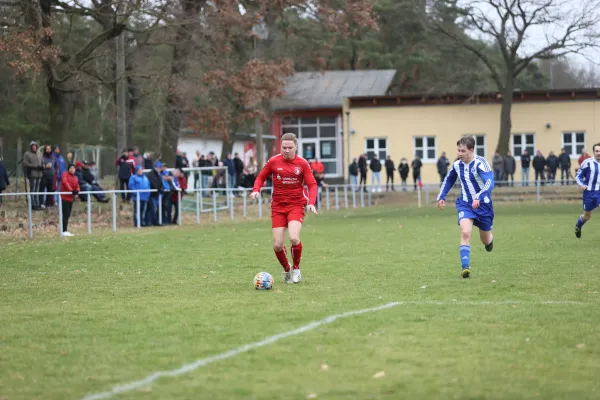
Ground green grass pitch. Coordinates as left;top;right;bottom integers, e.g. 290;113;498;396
1;203;599;400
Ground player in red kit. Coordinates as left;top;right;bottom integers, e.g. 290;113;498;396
250;133;318;284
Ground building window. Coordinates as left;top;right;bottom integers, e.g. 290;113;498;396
281;115;341;176
512;133;535;157
474;135;486;157
414;136;436;161
562;132;585;157
365;138;387;161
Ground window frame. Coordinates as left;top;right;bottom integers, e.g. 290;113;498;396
364;137;388;162
413;136;437;162
561;131;586;159
511;133;536;160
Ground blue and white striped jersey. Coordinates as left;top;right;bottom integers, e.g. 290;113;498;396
576;158;600;191
437;156;495;204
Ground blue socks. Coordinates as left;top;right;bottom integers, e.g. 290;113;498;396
576;216;586;229
459;245;471;268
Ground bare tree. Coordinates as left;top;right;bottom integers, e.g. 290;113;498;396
429;0;600;154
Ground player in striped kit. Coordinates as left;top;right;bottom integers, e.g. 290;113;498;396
437;136;495;278
574;143;600;238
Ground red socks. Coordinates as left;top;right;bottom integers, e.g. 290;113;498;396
291;242;303;270
274;247;291;272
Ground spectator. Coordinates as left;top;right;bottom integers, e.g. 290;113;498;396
143;152;154;170
437;152;450;184
59;164;80;237
193;151;202;188
244;156;257;189
128;165;151;227
358;154;367;192
411;156;422;190
532;150;546;186
181;152;190;180
41;145;56;208
65;151;74;165
146;161;164;226
521;149;531;186
492;151;504;187
384;155;395;191
215;161;226;194
558;148;571;185
88;161;99;183
75;162;109;203
199;154;212;194
115;149;135;202
234;153;244;190
160;165;174;224
0;157;9;206
171;168;187;224
310;159;325;174
223;153;236;195
313;170;328;210
132;147;144;168
503;151;516;187
53;145;67;204
369;154;382;192
23;141;43;210
398;158;409;191
578;148;591;166
349;157;359;191
546;151;559;185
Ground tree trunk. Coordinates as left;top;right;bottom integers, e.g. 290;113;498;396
495;77;513;155
161;0;204;166
48;84;75;152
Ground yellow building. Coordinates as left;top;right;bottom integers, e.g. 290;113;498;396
343;89;600;184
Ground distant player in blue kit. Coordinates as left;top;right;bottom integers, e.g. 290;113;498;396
574;143;600;238
437;136;495;278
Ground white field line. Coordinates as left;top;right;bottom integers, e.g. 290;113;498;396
81;300;586;400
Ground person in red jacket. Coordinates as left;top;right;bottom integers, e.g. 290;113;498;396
250;132;318;284
171;168;188;224
59;164;80;237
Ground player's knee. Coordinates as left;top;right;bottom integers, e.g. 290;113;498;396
460;229;471;241
289;235;301;245
583;213;592;221
273;243;284;252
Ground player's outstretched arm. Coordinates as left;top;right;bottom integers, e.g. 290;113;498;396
437;167;458;204
251;159;272;199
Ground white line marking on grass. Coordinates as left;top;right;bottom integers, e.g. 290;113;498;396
81;300;586;400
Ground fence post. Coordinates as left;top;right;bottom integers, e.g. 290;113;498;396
158;193;163;225
27;194;32;239
258;191;263;219
343;185;348;209
536;181;541;202
352;188;357;208
425;184;430;205
112;192;117;233
58;195;63;236
229;191;234;220
212;190;218;222
243;190;247;217
136;192;141;229
417;186;422;208
87;193;92;234
196;190;200;224
325;188;330;210
335;186;339;210
367;189;372;207
360;188;365;208
178;190;182;225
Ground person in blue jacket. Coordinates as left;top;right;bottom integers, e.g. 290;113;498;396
128;165;151;227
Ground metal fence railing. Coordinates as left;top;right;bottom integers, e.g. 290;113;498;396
0;179;583;239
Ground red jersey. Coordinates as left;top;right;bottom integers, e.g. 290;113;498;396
253;154;318;207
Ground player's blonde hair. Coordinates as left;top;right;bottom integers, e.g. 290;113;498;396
280;132;298;146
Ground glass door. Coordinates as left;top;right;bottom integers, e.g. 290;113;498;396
301;141;317;161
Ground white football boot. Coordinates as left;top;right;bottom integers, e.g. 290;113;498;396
284;270;293;284
292;269;302;283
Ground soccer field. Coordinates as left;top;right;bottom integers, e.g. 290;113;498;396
1;203;599;400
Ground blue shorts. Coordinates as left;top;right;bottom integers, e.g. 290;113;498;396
583;191;600;212
456;202;494;232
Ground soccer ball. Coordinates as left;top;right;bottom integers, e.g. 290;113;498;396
254;272;274;290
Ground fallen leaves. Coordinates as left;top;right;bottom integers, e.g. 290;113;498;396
373;370;386;379
576;343;586;349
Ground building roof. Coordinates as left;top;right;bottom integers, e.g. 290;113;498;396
272;70;397;111
348;88;600;108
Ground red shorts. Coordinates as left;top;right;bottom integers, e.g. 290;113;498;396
271;205;305;228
